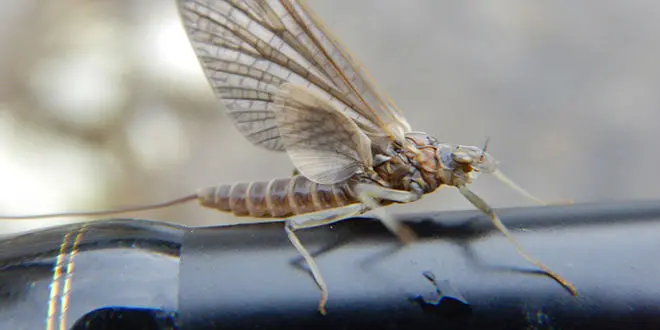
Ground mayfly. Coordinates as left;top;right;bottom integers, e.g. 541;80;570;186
2;0;577;314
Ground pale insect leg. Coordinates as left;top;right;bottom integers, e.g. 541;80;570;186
353;183;422;244
492;170;573;206
284;203;366;315
457;185;578;295
492;170;547;205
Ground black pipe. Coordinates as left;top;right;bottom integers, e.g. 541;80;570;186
0;201;659;329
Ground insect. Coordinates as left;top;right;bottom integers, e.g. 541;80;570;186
2;0;577;315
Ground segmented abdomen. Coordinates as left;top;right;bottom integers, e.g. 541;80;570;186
196;175;357;218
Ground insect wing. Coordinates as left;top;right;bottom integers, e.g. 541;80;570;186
293;0;412;142
177;0;412;152
274;83;373;184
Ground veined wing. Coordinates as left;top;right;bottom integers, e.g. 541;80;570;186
275;83;373;184
177;0;412;152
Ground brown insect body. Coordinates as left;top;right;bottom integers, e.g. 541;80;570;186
197;133;452;218
197;176;358;218
375;135;445;194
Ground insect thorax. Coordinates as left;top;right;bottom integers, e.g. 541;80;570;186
372;133;446;195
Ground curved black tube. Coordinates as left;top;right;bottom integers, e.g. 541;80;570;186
0;200;659;329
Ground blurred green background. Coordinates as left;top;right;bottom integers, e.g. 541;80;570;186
1;0;659;234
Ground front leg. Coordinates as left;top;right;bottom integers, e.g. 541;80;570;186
492;170;573;206
457;185;578;296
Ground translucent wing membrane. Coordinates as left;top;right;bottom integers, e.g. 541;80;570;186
177;0;412;152
275;84;373;184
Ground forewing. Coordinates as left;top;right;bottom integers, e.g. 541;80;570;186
293;0;413;142
177;0;412;151
275;84;372;184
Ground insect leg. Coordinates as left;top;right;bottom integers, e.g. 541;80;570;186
492;170;573;205
354;183;422;244
285;203;366;315
492;170;548;205
457;185;578;295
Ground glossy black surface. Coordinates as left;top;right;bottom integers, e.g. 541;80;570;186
0;219;185;330
1;201;660;329
178;201;660;330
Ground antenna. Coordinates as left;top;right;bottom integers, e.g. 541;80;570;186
479;136;490;162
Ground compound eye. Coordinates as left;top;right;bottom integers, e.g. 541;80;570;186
452;151;473;164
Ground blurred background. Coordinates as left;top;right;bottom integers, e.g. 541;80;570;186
0;0;659;235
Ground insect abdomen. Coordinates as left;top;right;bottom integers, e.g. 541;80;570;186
197;175;357;218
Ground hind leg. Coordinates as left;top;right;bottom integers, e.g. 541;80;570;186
284;204;366;315
353;183;423;244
